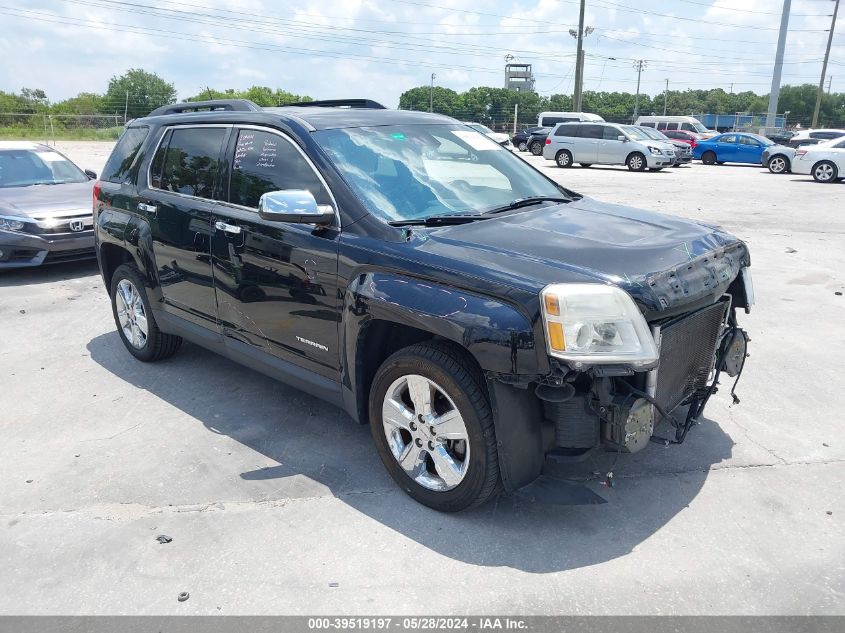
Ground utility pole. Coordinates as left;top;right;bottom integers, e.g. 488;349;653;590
812;0;839;128
828;75;834;94
572;0;586;112
632;60;646;122
513;103;519;135
429;73;436;113
766;0;791;131
663;78;669;115
124;90;129;125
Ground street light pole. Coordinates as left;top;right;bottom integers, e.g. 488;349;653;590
572;0;586;112
663;78;669;115
429;73;436;113
812;0;839;128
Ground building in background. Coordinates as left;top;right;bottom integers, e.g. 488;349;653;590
505;63;535;93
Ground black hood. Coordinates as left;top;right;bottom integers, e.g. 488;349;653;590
416;197;749;317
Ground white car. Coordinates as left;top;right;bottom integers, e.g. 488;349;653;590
791;136;845;183
462;122;513;149
543;121;675;171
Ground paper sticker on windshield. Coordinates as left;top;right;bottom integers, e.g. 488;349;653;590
451;130;503;151
36;151;64;162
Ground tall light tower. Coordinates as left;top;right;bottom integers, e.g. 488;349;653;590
812;0;840;128
765;0;792;131
429;73;436;113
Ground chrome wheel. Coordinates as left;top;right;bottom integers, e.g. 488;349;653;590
769;156;788;173
115;279;148;349
381;374;470;492
518;141;528;151
813;162;835;182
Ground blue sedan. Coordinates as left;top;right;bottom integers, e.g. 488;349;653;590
692;132;774;165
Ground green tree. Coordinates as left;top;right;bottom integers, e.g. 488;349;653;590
104;68;176;119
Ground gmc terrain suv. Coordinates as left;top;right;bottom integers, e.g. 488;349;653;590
94;99;753;512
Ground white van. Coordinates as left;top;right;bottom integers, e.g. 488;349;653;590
635;115;715;137
537;111;604;127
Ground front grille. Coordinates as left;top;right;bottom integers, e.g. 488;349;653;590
23;216;93;236
652;301;727;413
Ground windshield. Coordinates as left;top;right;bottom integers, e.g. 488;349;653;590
0;149;88;188
314;124;565;221
749;134;775;146
620;125;653;141
466;123;494;134
638;127;669;141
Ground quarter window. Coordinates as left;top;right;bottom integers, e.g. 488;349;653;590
227;129;330;208
102;126;148;183
555;124;581;137
150;127;226;198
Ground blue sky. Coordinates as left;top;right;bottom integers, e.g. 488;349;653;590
0;0;842;107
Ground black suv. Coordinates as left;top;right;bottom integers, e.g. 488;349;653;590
94;99;753;512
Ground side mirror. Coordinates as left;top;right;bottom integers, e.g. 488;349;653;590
257;190;334;225
618;135;627;142
85;169;97;179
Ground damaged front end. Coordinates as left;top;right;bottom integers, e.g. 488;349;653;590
536;247;753;459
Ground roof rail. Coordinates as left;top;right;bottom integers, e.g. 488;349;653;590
282;99;387;110
147;99;262;117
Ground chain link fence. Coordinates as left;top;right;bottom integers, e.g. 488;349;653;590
0;113;126;143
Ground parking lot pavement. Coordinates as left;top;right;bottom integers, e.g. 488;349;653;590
0;142;842;615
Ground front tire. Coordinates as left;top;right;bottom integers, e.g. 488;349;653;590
518;141;528;152
110;264;182;362
701;151;716;165
627;152;646;171
555;150;573;168
812;160;838;183
768;155;790;174
529;141;543;156
369;342;500;512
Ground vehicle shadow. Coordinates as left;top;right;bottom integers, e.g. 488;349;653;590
0;259;99;287
86;332;734;574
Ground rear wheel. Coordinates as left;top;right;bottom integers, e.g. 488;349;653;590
555;150;573;168
110;264;182;362
529;141;543;156
812;160;839;183
767;155;790;174
701;151;717;165
369;342;500;512
626;152;646;171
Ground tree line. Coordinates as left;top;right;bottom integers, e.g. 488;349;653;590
399;84;845;130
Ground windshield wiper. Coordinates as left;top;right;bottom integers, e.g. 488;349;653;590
388;215;490;227
481;196;573;215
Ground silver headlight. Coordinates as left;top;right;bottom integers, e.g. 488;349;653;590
0;216;26;231
540;283;658;367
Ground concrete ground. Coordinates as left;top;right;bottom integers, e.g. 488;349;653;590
0;141;843;615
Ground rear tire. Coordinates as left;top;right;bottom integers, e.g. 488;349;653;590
110;263;182;362
701;151;716;165
767;155;790;174
368;342;500;512
626;152;646;171
555;150;573;168
529;141;543;156
812;160;838;183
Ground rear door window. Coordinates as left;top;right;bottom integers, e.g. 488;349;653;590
150;127;226;199
667;122;680;130
719;135;737;144
101;126;149;183
581;124;603;139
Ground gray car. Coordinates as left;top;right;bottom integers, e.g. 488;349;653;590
761;144;795;174
0;142;96;269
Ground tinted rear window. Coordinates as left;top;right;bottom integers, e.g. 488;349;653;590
150;127;225;198
101;126;149;183
554;124;581;137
